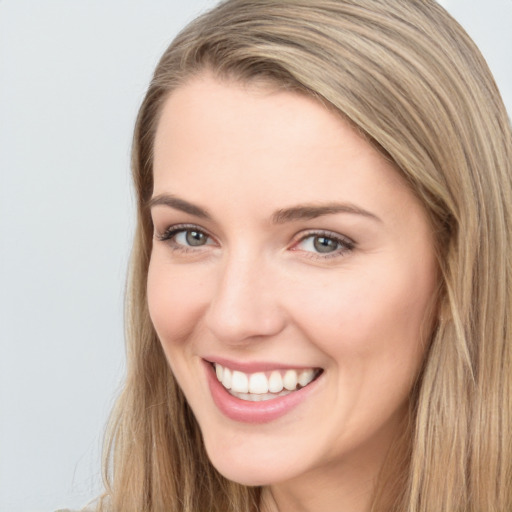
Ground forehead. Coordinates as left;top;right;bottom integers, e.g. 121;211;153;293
155;76;393;173
152;74;420;224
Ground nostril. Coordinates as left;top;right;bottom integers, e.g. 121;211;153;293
204;301;287;344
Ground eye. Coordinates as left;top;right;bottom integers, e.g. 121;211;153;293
156;224;215;250
309;235;340;253
293;231;354;257
175;229;210;247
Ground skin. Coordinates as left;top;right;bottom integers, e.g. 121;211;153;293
147;74;438;512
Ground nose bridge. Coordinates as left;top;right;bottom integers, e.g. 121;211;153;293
205;245;285;344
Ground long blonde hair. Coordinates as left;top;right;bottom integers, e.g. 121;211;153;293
99;1;512;511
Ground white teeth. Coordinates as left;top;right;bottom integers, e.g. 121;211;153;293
298;369;315;387
215;364;224;382
249;372;269;394
230;389;292;401
283;369;298;391
221;367;232;389
231;370;249;393
213;363;319;400
268;371;283;393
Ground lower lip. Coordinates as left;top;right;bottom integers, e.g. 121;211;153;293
204;361;322;424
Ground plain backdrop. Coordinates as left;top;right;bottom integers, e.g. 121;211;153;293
0;1;510;511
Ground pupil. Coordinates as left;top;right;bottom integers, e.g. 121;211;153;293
186;230;206;246
313;236;338;253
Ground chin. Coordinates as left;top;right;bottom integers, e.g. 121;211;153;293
202;438;293;487
209;459;284;487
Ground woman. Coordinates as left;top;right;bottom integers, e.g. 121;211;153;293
98;1;512;511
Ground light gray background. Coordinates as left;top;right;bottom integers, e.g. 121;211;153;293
0;1;510;511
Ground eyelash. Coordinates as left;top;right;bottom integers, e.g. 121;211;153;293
156;224;216;253
291;230;355;260
155;224;355;259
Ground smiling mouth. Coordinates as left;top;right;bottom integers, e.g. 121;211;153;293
211;362;323;402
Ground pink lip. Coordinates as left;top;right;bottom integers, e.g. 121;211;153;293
203;360;322;424
204;356;317;374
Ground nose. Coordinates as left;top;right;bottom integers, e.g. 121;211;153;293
204;249;287;345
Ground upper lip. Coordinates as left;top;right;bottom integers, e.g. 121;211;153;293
203;356;321;374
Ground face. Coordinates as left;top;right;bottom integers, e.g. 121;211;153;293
148;75;438;495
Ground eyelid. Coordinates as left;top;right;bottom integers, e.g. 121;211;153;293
155;223;216;246
155;224;354;259
290;229;355;258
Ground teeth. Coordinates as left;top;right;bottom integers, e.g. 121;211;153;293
213;363;319;400
215;364;224;382
268;371;283;393
231;370;249;393
249;372;269;394
230;389;292;401
283;370;298;391
298;369;315;387
221;367;232;389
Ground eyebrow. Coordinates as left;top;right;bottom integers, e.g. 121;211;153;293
272;203;381;224
148;194;381;224
147;194;211;219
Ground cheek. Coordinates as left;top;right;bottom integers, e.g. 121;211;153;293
291;263;435;376
147;256;210;346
